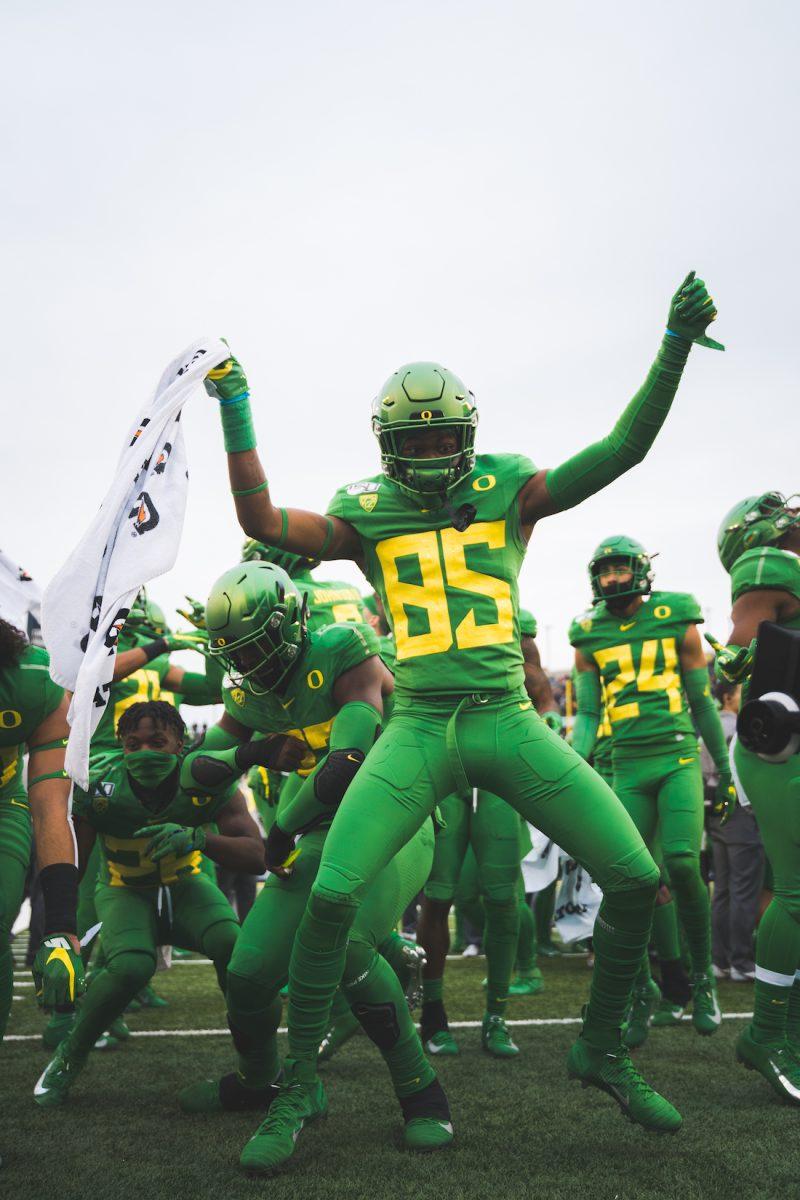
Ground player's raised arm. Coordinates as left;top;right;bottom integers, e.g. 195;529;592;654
206;350;361;562
518;272;722;530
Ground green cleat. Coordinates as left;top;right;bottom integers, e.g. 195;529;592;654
423;1030;459;1056
180;1073;281;1114
508;968;544;996
33;1040;87;1108
691;974;721;1036
567;1038;682;1134
624;979;661;1049
538;940;561;958
239;1071;328;1175
41;1011;75;1050
482;1014;519;1057
107;1017;130;1041
736;1027;800;1104
318;1011;361;1062
136;984;168;1009
93;1033;120;1051
651;999;685;1028
400;1078;454;1152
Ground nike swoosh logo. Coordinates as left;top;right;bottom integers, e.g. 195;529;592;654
426;1040;448;1054
776;1071;800;1100
34;1068;50;1097
519;701;532;710
620;622;635;631
439;1122;454;1133
678;756;695;765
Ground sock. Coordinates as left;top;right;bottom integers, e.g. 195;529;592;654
515;896;537;974
226;970;283;1089
535;880;557;945
652;896;682;961
344;944;435;1099
664;853;712;977
68;956;153;1059
422;977;443;1005
659;957;691;1006
634;949;653;990
483;898;520;1016
751;899;800;1044
287;889;358;1078
582;885;656;1050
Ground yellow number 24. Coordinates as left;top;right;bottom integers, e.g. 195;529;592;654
593;638;682;723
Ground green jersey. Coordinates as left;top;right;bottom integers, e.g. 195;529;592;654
293;571;370;632
73;756;235;888
569;591;703;752
327;453;536;697
223;620;380;785
731;547;800;632
90;653;172;760
0;644;64;801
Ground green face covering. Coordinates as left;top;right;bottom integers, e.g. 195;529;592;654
125;750;178;789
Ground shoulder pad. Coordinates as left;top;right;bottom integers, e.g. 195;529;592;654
568;610;596;646
519;608;537;638
731;547;800;604
649;591;703;624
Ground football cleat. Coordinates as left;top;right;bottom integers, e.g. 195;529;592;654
239;1071;327;1174
737;1027;800;1104
33;1040;87;1108
136;984;168;1009
481;1014;519;1058
508;968;544;996
318;1012;361;1062
424;1030;459;1056
691;974;721;1036
623;978;661;1049
400;1078;454;1152
650;999;685;1028
567;1038;682;1133
180;1072;282;1114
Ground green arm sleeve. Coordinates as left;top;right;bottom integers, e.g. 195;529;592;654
572;669;601;761
277;701;382;836
178;662;224;706
545;334;691;512
683;667;730;776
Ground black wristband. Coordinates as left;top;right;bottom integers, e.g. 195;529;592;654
40;862;79;935
141;638;169;663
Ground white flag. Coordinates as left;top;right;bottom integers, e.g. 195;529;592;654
42;337;230;787
0;550;43;644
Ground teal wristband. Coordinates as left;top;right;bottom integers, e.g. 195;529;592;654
220;396;257;454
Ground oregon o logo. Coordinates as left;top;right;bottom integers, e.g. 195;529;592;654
0;710;22;729
654;605;672;619
191;795;212;807
420;410;432;420
307;669;324;689
472;474;496;492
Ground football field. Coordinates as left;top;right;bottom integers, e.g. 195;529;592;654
3;947;797;1200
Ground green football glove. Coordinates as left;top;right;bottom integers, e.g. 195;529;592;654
177;596;206;630
165;630;209;655
705;633;755;684
32;934;85;1010
667;270;724;351
204;346;249;404
713;775;737;825
541;710;564;734
134;822;206;862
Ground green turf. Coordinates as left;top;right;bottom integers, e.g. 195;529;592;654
2;951;795;1199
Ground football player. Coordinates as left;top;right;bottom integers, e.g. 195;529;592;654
712;492;800;1099
206;270;721;1163
241;539;369;629
569;536;733;1045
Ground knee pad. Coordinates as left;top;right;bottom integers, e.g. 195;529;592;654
107;951;155;993
663;852;701;890
227;941;275;997
308;885;360;935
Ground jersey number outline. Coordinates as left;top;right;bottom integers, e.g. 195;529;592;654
593;637;682;723
376;521;514;661
113;669;162;733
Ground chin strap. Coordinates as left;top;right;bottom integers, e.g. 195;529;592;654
442;498;477;532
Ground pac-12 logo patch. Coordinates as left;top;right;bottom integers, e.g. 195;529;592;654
359;494;378;512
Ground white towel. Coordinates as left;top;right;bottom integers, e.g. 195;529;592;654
0;550;43;644
42;337;229;787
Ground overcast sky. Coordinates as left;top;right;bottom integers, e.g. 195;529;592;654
3;1;798;670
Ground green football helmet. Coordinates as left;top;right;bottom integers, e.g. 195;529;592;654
589;536;654;604
240;538;320;577
120;589;170;648
206;562;306;694
371;362;478;502
717;492;800;573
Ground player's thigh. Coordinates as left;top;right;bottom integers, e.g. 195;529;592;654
612;760;660;849
424;792;470;901
657;756;705;859
94;884;159;965
454;844;480;907
0;798;31;935
315;713;451;901
229;831;324;992
172;872;239;954
736;745;800;904
472;791;522;903
465;702;656;893
355;819;436;948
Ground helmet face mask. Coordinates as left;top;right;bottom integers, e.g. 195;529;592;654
589;536;654;609
206;563;307;696
717;492;800;573
372;363;478;504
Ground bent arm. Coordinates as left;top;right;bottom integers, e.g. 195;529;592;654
522;635;558;715
680;625;730;777
205;789;266;875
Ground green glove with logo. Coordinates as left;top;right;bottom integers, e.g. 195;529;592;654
713;774;737;825
204;343;256;453
705;633;755;684
134;823;206;862
667;271;724;350
541;710;564;734
177;596;207;630
204;345;249;403
32;934;85;1010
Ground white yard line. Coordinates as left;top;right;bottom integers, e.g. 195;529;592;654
4;1012;755;1042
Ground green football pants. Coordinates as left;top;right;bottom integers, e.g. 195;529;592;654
0;793;31;1041
612;745;710;976
226;820;436;1097
734;742;800;1042
288;690;658;1072
67;873;239;1058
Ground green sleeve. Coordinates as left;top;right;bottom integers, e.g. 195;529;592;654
178;667;223;706
683;667;730;777
519;609;538;638
276;700;381;836
545;334;691;512
572;669;601;761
